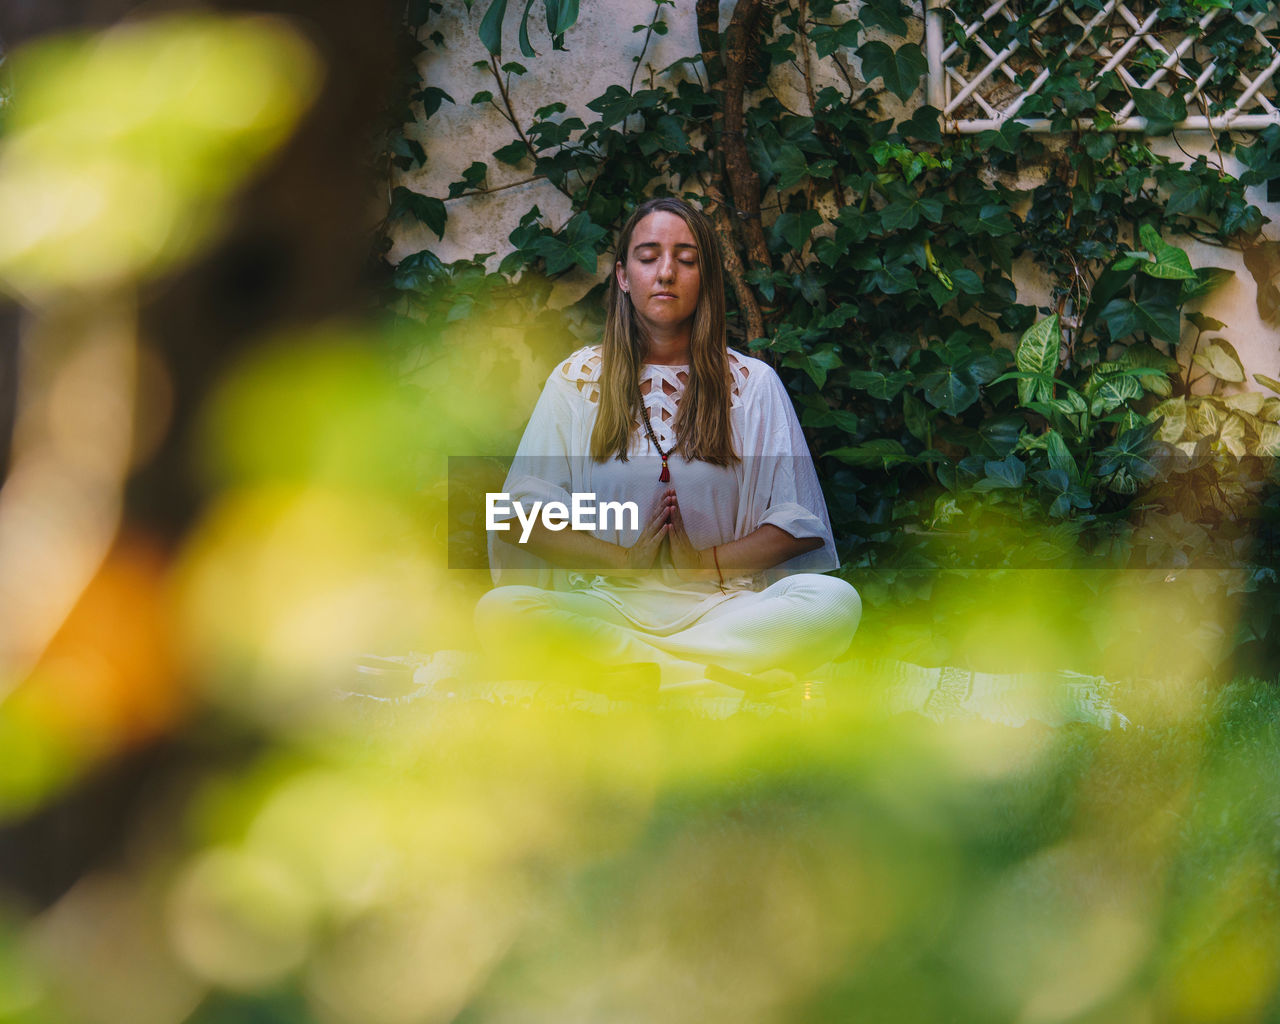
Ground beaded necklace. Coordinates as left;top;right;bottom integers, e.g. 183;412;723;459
638;394;672;482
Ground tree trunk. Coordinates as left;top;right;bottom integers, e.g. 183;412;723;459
696;0;768;345
722;0;773;270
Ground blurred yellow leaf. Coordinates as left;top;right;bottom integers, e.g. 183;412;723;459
0;15;319;296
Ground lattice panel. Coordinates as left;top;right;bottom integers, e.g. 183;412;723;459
924;0;1280;133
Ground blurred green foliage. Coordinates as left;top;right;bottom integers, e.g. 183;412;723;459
12;678;1277;1023
0;15;318;297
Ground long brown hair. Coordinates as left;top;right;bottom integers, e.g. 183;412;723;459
590;196;737;465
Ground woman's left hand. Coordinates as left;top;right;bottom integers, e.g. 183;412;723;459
665;491;712;582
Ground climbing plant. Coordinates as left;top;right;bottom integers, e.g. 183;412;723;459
383;0;1280;676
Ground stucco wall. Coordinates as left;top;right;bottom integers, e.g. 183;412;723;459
399;1;1280;387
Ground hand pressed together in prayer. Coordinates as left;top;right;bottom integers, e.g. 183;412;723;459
662;488;825;583
664;490;716;583
625;488;709;581
625;489;675;572
500;489;693;577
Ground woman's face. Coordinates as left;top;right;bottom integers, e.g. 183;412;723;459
616;210;702;341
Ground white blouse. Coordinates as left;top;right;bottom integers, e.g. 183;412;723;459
489;345;839;632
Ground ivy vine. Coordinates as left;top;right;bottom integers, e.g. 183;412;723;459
381;0;1280;678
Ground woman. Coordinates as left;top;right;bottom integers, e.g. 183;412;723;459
477;196;861;693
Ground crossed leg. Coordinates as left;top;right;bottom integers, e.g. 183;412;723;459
474;574;861;690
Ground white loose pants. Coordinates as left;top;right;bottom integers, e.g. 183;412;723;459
475;573;861;685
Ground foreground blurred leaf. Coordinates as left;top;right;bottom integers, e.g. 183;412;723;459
0;15;319;296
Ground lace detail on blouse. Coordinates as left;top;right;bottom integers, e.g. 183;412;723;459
559;348;603;405
557;346;752;451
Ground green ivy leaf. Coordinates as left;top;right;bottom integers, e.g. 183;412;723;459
976;120;1027;153
1014;314;1060;405
393;249;445;290
921;365;980;416
775;145;810;190
809;20;862;59
857;40;927;101
1253;373;1280;395
389;135;427;170
1082;132;1114;159
846;369;912;400
815;303;859;331
785;345;843;388
859;261;916;294
825;439;913;469
1180;267;1235;302
772;209;823;251
880;193;944;232
973;455;1026;490
586;84;640;127
949;268;983;294
835;206;877;242
494;140;529;165
653;114;689;152
799;395;860;433
971;203;1015;236
1131;87;1187;133
903;390;929;442
979;416;1023;457
899;105;942;143
1097;297;1181;344
1032;468;1092;517
1166;180;1211;217
531;211;605;274
389;187;447;239
415;86;455;118
447;160;489;198
859;0;908;36
1186;311;1226;332
1098;421;1161;482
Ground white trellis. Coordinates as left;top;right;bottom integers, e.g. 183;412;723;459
924;0;1280;133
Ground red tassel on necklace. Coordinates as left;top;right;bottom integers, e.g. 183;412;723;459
639;393;673;483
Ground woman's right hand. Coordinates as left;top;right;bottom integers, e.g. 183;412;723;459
623;491;674;571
